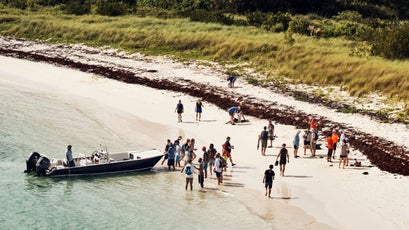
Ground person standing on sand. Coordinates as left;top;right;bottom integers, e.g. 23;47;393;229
293;130;301;158
331;129;339;159
214;153;223;185
175;99;184;123
339;139;349;168
276;143;289;176
226;106;240;125
268;120;275;148
263;164;275;197
326;133;334;162
66;145;75;167
195;99;204;121
303;129;309;155
309;129;317;157
222;136;236;167
309;116;319;130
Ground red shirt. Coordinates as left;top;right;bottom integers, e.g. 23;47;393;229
327;136;334;150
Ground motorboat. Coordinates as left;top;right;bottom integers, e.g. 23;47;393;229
24;148;163;177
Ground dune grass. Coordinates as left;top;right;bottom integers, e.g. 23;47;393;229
0;6;408;119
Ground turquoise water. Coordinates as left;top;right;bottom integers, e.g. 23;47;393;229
0;63;271;229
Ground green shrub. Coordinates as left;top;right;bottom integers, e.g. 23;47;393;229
64;0;91;15
372;23;409;59
181;9;234;25
93;0;129;16
288;16;309;35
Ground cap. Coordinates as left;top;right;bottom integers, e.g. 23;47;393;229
202;146;206;151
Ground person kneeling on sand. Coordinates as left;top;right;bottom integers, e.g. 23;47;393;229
225;106;241;125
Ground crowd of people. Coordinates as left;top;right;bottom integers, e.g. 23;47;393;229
161;134;237;190
172;97;353;195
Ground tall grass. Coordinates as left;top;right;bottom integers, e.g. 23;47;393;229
1;7;409;105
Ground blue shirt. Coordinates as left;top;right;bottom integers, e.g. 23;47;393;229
168;146;175;159
293;134;300;146
228;106;239;115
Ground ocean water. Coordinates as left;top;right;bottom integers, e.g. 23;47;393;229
0;61;271;229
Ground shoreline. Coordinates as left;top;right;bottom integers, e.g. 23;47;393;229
0;37;408;176
1;38;409;229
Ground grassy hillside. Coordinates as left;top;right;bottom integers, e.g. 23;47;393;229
0;6;408;121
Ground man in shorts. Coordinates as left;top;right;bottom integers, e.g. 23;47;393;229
214;153;223;185
263;164;275;197
267;120;275;148
258;126;269;156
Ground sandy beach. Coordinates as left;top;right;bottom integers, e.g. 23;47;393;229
1;38;409;229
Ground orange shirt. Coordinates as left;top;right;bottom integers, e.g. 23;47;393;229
331;133;339;143
309;118;318;129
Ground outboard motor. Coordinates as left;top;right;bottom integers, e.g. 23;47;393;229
25;152;41;173
35;156;50;176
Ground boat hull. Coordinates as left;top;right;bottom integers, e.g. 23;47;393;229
25;149;163;177
47;154;163;177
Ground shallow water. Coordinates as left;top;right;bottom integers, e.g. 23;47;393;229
0;63;271;229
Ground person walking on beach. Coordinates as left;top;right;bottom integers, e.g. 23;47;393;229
195;99;204;121
258;126;269;156
175;100;184;123
222;136;236;166
227;74;237;88
276;143;289;176
326;133;334;162
331;129;339;159
293;130;301;158
263;164;275;197
214;153;223;185
226;106;240;125
268;120;275;148
197;158;205;188
207;143;217;175
66;145;75;167
181;159;197;190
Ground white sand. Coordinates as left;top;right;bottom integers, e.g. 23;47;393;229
1;48;408;229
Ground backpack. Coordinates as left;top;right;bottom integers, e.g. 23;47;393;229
185;165;192;175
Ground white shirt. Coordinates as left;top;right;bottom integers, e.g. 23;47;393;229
214;158;223;173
